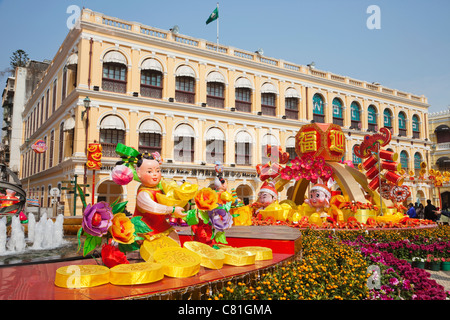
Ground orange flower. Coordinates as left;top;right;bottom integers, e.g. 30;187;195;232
110;213;135;244
194;188;218;211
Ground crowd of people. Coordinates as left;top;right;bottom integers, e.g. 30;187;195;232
406;199;450;224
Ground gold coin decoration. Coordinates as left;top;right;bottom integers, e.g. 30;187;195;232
140;236;180;262
54;265;110;288
109;262;164;285
153;247;201;278
219;248;256;266
183;241;225;270
239;246;273;261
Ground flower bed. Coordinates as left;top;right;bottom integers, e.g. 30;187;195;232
210;225;450;300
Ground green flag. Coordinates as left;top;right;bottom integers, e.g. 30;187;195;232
206;7;219;25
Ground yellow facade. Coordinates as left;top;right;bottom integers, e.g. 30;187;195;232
20;8;432;216
429;109;450;207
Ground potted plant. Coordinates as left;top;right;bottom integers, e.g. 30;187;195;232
412;257;425;269
426;254;442;271
441;258;450;271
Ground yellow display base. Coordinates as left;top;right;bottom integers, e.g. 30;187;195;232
109;262;164;286
153;247;201;278
54;265;110;289
239;246;273;261
183;241;225;270
219;248;256;266
140;236;180;262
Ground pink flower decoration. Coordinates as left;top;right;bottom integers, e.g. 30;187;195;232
290;157;302;170
280;166;294;180
111;164;134;185
301;155;314;170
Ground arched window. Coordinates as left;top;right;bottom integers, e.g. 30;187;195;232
235;131;252;165
99;115;126;157
138;120;162;155
102;51;127;93
312;93;325;123
400;150;409;170
414;152;422;174
383;109;392;128
261;82;277;116
350;101;361;130
412;115;420;139
286;137;296;161
332;98;343;126
261;134;278;164
352;145;362;166
284;88;300;120
174;124;195;162
140;59;163;99
367;105;377;131
175;65;196;104
206;71;226;109
59;122;65;164
205;127;225;164
398;112;407;136
235;77;252;113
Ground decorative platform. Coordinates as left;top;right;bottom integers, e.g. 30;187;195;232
179;225;302;255
0;252;294;300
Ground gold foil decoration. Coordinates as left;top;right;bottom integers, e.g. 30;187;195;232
153;247;201;278
219;248;256;266
109;262;164;286
140;236;180;262
183;241;225;270
239;247;273;261
54;265;110;289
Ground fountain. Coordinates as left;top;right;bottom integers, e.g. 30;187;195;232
0;213;66;255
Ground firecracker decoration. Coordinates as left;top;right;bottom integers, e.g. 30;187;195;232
86;143;103;170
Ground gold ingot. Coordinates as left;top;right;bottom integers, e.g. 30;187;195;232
140;236;180;262
161;179;178;194
309;213;323;227
54;265;110;288
219;248;256;266
183;241;225;270
153;247;201;278
109;262;164;286
260;201;285;221
239;246;273;261
174;182;198;201
156;192;188;207
354;209;376;224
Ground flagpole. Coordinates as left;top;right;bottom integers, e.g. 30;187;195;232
216;2;219;51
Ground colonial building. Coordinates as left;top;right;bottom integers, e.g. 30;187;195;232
429;107;450;206
19;8;432;216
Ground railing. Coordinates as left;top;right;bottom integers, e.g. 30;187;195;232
235;100;251;113
437;143;450;150
207;96;225;109
140;85;162;99
102;17;131;30
101;143;120;158
285;109;299;120
261;105;276;117
102;79;126;93
175;90;195;104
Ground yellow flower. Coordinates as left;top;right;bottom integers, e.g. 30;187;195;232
194;188;218;211
110;213;135;244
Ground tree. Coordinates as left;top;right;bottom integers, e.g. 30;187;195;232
10;49;30;69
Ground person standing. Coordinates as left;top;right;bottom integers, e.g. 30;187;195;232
406;203;417;218
424;199;438;221
416;203;424;219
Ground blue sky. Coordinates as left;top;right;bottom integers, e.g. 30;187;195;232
1;0;449;113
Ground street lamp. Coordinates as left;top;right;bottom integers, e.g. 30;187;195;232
82;96;91;119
